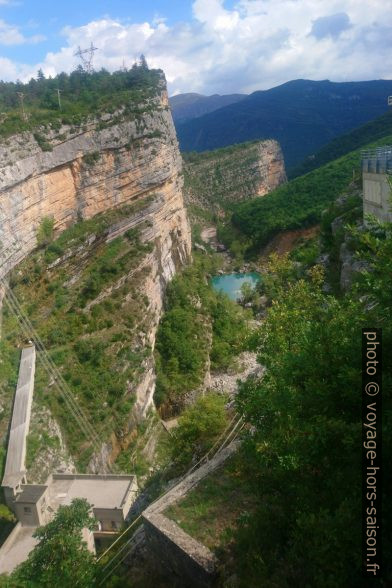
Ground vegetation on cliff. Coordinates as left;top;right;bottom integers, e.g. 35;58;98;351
155;253;250;414
231;236;392;586
183;140;284;216
221;134;392;257
0;64;163;139
0;200;155;470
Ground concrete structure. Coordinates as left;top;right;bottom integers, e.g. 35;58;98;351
48;473;138;533
362;147;392;222
2;346;35;502
0;347;138;574
142;441;239;588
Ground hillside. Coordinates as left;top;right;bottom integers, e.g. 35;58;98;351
291;109;392;178
0;66;163;140
183;140;286;216
169;92;246;123
0;67;191;474
222;134;392;255
175;79;392;170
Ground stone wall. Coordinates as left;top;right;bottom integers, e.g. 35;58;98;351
142;442;238;587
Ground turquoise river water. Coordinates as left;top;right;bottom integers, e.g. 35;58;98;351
210;273;261;301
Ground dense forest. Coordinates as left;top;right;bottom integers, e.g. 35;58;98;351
0;61;162;138
175;79;392;169
232;218;392;586
219;134;392;257
291;110;392;178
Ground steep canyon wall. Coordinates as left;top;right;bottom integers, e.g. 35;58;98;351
0;76;191;468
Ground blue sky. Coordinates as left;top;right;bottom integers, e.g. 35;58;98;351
0;0;390;95
0;1;193;63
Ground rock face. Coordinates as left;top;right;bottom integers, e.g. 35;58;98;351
0;76;192;467
183;139;286;211
0;81;190;280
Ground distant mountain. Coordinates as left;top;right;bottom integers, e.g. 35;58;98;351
290;109;392;178
175;79;392;170
169;92;246;123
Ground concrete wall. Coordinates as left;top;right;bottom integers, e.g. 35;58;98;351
2;346;36;496
14;501;40;527
82;527;96;554
143;514;216;588
142;442;239;588
363;172;392;222
121;477;138;517
14;489;50;527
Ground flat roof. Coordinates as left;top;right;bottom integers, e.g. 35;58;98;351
49;475;136;511
0;525;38;574
15;485;47;504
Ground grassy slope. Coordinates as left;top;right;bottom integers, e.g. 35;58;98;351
165;454;257;553
0;201;154;470
228;134;392;255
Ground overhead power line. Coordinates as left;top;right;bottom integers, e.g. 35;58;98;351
74;43;98;74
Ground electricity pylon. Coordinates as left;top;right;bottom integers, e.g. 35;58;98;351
74;42;98;74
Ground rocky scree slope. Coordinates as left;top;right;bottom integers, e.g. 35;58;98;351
0;73;191;472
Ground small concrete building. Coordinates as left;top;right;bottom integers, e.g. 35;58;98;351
13;485;50;528
48;473;138;534
0;346;138;574
362;146;392;222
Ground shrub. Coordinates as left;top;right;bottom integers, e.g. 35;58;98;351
170;394;228;468
37;216;55;246
82;151;100;166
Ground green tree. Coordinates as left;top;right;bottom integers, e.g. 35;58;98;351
239;281;255;304
170;393;228;468
139;54;148;69
233;250;392;586
10;499;97;587
36;216;54;247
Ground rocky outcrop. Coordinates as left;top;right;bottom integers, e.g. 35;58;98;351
0;80;190;280
339;241;369;291
183;139;286;211
0;75;192;468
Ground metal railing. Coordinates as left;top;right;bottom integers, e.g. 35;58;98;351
361;146;392;174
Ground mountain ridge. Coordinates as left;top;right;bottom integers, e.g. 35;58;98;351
169;92;246;123
175;78;392;169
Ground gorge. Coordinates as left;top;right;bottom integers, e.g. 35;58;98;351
0;69;191;472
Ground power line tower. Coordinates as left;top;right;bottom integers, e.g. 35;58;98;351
74;42;98;74
16;92;27;121
55;88;62;109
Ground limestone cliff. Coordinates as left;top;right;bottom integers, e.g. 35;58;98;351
183;139;286;212
0;74;191;471
0;79;190;280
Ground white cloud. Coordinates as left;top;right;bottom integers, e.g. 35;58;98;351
0;19;46;46
3;1;392;92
